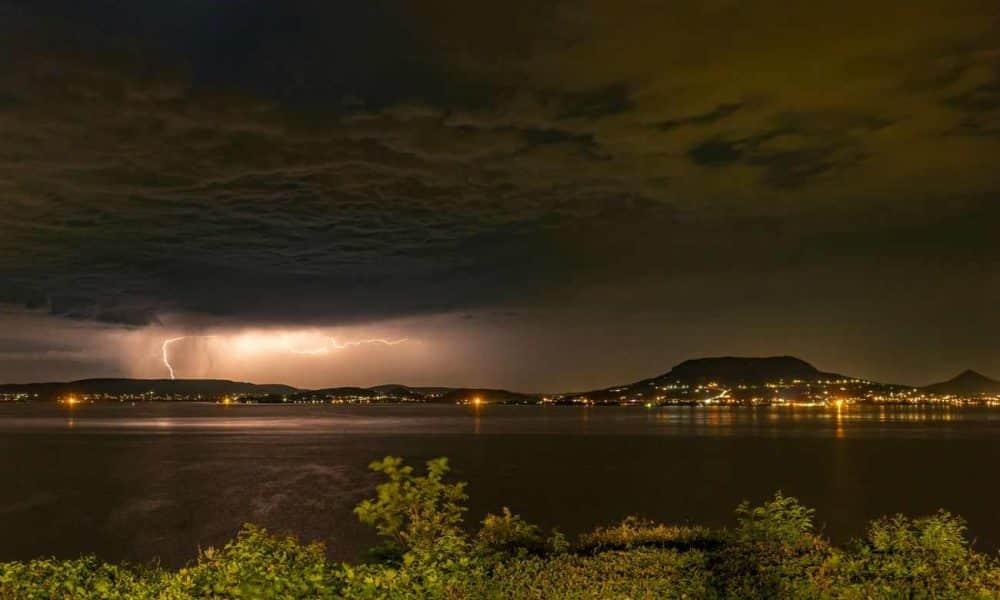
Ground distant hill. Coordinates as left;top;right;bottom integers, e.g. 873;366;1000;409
435;387;539;404
298;385;539;404
922;370;1000;396
0;378;298;400
294;386;409;402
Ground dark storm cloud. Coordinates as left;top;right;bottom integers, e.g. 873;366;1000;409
948;75;1000;137
655;103;744;132
688;113;892;188
0;0;999;385
892;37;1000;138
0;337;78;356
0;53;636;324
1;0;483;111
519;128;596;150
557;83;634;120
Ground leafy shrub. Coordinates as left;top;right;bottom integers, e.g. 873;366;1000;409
460;547;711;599
476;507;568;559
711;492;831;599
824;511;1000;598
733;491;815;545
475;507;546;557
577;516;718;553
346;457;476;597
165;524;341;599
0;556;158;600
354;457;468;559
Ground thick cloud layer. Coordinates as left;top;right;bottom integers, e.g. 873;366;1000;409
0;1;997;387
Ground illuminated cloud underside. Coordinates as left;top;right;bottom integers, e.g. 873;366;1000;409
160;334;408;380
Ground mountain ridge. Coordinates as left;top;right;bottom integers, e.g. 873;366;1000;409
1;357;997;402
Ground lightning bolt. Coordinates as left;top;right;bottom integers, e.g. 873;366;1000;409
161;335;410;378
285;345;331;355
285;338;409;355
329;338;408;350
161;335;219;379
161;336;186;380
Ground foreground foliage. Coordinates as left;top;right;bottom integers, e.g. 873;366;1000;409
3;457;999;599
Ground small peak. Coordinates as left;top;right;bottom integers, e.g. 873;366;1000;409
953;369;990;381
923;369;1000;394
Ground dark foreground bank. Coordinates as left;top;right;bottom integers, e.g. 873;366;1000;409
2;456;998;599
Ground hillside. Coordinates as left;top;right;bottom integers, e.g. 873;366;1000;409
297;385;539;404
562;356;849;404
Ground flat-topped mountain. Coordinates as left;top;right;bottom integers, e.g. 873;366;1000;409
662;356;842;385
0;378;298;400
922;370;1000;396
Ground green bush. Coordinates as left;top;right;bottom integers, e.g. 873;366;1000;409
476;507;568;558
733;491;816;545
164;524;341;599
458;547;712;599
0;556;160;600
710;492;832;599
345;457;476;597
353;457;468;560
476;507;545;556
823;511;1000;598
3;457;1000;600
577;516;718;553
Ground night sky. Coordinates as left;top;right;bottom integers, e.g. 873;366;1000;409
0;1;997;390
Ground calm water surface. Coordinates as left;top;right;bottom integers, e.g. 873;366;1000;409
1;403;998;565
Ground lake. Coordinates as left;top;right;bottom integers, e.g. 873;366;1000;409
1;403;998;566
